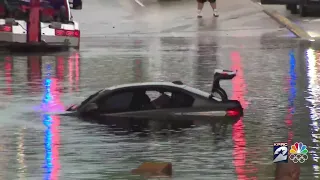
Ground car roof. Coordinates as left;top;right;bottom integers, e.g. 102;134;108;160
105;82;185;90
102;82;211;97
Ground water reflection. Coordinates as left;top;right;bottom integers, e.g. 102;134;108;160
133;40;145;82
17;128;26;179
158;36;195;83
4;56;12;95
286;51;296;145
39;53;80;179
1;52;80;97
67;53;80;92
230;51;256;179
133;58;143;82
195;19;218;89
27;56;42;93
11;52;79;179
42;63;62;180
305;48;320;178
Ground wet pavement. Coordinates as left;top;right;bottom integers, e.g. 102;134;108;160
262;4;320;38
0;0;319;179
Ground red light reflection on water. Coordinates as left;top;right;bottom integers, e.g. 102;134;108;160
284;77;294;145
56;57;64;81
45;78;64;111
75;53;79;91
68;52;80;92
285;51;296;146
42;52;79;179
48;78;61;180
134;59;142;81
4;56;12;95
51;116;60;180
68;56;73;92
230;51;256;180
43;68;62;180
285;108;294;145
27;56;42;93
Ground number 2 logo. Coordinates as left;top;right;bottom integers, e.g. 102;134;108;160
274;146;288;162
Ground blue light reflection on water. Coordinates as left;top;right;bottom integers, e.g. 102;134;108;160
286;50;296;146
43;79;53;104
289;50;296;111
42;64;55;180
43;114;54;180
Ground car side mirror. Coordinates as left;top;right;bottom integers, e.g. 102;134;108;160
84;103;98;113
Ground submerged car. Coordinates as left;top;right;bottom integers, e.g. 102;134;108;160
63;69;243;124
0;0;82;50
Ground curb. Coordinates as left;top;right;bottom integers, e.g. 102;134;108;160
262;8;312;40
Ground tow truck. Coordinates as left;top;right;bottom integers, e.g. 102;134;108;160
0;0;82;51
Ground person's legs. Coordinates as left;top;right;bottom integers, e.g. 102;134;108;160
209;0;219;17
197;0;205;17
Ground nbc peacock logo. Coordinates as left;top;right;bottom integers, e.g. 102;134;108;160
289;142;308;163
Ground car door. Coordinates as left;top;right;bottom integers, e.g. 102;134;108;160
92;90;137;127
93;90;158;132
96;91;134;114
102;87;197;121
97;88;162;119
96;89;160;118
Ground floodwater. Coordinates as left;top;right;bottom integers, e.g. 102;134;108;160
0;0;319;179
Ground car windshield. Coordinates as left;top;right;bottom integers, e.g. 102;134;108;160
76;89;104;109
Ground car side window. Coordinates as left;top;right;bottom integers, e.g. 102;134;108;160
170;91;195;108
97;92;134;113
146;90;171;109
147;89;194;109
145;91;162;101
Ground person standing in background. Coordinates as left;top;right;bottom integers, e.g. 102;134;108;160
197;0;219;18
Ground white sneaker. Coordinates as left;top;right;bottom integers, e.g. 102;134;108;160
213;9;219;17
197;10;202;18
